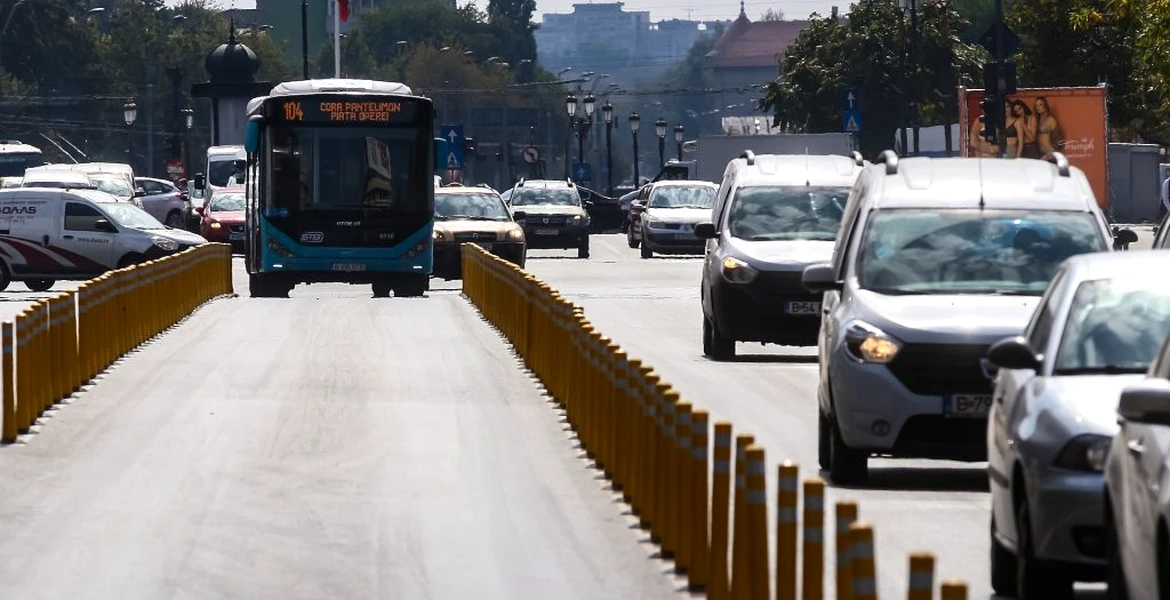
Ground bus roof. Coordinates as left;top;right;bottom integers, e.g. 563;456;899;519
248;79;417;116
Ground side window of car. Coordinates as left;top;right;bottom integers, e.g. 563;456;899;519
831;180;866;276
713;174;736;228
1026;268;1065;353
64;202;104;231
1153;213;1170;249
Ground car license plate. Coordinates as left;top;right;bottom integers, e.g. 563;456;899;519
330;263;366;272
785;301;821;315
229;232;244;241
674;233;694;240
533;228;558;236
944;394;992;418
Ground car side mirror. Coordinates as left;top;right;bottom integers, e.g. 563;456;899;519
802;263;842;292
1113;227;1138;245
584;200;595;208
194;206;204;216
512;210;527;223
133;188;146;198
987;335;1042;372
193;173;205;190
694;221;717;239
1118;379;1170;425
93;218;116;233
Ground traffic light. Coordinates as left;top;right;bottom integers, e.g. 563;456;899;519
982;61;1018;97
979;95;1002;143
464;137;476;155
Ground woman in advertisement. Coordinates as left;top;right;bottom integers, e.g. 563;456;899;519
1033;96;1063;158
1005;99;1043;159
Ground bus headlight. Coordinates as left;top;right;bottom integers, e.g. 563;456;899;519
506;228;524;241
150;236;179;252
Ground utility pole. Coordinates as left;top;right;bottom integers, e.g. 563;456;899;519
993;0;1006;158
909;0;920;156
301;0;310;79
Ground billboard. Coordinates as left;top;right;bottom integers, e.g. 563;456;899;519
958;85;1109;209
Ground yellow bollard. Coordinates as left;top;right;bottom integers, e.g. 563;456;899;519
610;347;628;493
1;321;14;443
907;553;934;600
709;421;733;600
673;400;694;572
802;478;826;600
65;292;79;394
850;522;877;600
689;408;710;591
730;433;755;600
777;461;800;600
14;311;29;433
33;303;48;416
45;296;60;403
657;388;680;555
939;579;967;600
745;445;769;600
640;372;663;530
835;501;859;600
624;358;645;510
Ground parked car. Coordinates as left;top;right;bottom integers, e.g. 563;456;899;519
985;251;1170;598
134;177;189;229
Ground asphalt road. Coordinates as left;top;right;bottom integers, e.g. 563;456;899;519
524;233;1153;600
0;259;682;600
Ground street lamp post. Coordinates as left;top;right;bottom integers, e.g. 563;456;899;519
674;124;684;161
897;0;920;156
123;101;137;169
181;107;194;179
565;93;595;183
602;101;614;196
655;117;667;168
628;112;641;186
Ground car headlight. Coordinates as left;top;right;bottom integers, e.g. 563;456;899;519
1053;434;1112;472
647;218;665;228
571;214;582;223
844;320;902;363
433;230;447;242
209;221;222;229
150;236;179;251
506;228;524;241
721;256;758;284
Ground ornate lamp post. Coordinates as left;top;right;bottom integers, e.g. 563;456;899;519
628;112;641;186
655;117;667;168
674;123;684;161
566;93;595;183
123;101;137;167
601;101;614;196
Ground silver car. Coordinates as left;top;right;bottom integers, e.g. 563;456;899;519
803;153;1125;485
629;180;717;258
986;251;1170;598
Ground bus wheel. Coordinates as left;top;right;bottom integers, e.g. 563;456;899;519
372;282;392;298
395;275;428;298
249;273;289;298
25;279;54;292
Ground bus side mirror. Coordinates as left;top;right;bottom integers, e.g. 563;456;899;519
244;116;262;154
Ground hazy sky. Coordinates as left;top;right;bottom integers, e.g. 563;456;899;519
177;0;844;24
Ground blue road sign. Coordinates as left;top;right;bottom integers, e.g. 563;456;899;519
842;88;861;133
440;125;465;169
573;163;592;183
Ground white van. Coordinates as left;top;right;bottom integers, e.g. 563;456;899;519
0;188;207;291
193;145;245;200
21;167;96;190
66;162;142;204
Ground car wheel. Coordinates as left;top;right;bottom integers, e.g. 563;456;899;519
627;229;639;249
0;262;11;292
640;239;653;259
818;410;832;470
1104;503;1129;600
991;517;1019;596
25;279;54;292
704;316;735;361
1016;495;1073;599
165;210;185;229
828;415;868;485
578;238;590;259
1158;528;1170;600
117;253;144;269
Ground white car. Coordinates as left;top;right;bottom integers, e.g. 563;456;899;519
1105;358;1170;599
627;180;717;258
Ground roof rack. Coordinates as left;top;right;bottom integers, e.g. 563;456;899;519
1045;152;1070;177
740;150;756;165
849;150;864;167
878;150;899;175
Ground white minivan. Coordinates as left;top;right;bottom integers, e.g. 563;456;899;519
0;188;207;291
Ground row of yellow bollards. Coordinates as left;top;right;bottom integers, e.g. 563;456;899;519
461;243;971;599
1;244;233;442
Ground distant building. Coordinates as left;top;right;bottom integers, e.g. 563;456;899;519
704;3;809;129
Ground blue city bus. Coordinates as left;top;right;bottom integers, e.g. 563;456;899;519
241;79;436;298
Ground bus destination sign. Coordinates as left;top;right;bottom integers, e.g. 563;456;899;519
274;97;420;124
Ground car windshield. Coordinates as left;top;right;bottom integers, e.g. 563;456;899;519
100;202;166;230
510;187;580;207
435;192;510;221
91;176;131;199
858;209;1106;295
649;185;716;209
208;159;241;188
1053;278;1170;375
727;185;848;242
210;193;245;212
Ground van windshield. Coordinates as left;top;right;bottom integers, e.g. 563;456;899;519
100;202;166;230
857;209;1107;295
727;185;848;241
208;159;241;188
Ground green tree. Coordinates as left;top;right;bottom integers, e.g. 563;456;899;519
487;0;537;82
759;0;984;156
760;8;785;21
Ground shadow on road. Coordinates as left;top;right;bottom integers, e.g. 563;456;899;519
712;353;818;364
826;465;991;493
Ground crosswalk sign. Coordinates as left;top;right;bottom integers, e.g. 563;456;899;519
439;125;465;169
843;108;862;133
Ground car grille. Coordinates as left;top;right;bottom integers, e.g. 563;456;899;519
528;215;569;227
753;270;809;299
453;231;497;242
886;343;993;396
229;225;244;234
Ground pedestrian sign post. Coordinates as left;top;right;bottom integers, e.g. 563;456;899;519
573;163;592;183
842;88;862;134
439;125;465;170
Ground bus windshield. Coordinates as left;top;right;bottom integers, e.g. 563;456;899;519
267;126;426;213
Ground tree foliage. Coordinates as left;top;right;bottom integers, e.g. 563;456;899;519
760;0;984;156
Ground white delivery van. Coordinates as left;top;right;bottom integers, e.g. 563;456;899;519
0;188;207;291
193;145;245;200
20;167;97;190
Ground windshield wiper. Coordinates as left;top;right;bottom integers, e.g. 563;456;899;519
1052;365;1148;376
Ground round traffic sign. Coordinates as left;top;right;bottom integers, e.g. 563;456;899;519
522;146;540;164
166;159;185;181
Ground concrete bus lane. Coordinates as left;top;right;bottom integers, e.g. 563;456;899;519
0;258;682;600
524;234;1119;600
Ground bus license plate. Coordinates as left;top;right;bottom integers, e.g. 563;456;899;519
944;394;992;418
785;301;821;315
533;228;558;236
331;263;366;272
